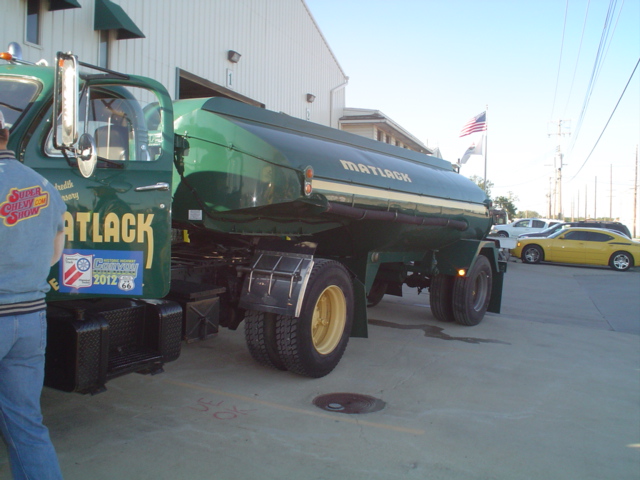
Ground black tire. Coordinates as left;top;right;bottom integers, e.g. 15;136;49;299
497;231;509;238
367;279;387;307
452;255;492;326
244;311;287;370
275;259;354;378
429;274;455;322
609;251;633;272
521;245;543;264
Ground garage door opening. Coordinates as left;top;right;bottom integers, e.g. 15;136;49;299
177;68;263;108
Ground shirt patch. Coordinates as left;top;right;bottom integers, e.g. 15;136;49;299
0;186;50;226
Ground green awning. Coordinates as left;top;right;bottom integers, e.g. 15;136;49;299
94;0;145;40
49;0;81;11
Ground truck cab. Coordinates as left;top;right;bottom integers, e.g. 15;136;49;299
1;53;182;393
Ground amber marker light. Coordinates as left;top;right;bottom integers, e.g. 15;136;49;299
303;165;313;196
0;52;13;61
457;269;466;276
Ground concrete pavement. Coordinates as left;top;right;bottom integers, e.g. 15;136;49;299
1;261;639;480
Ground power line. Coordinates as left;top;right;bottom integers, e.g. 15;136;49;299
566;0;620;160
562;0;591;118
569;56;640;181
550;0;570;120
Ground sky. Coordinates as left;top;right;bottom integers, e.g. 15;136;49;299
305;0;640;233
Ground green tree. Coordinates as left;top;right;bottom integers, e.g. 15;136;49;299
468;175;493;198
493;192;518;219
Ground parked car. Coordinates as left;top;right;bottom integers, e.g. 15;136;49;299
511;227;640;271
490;218;562;238
518;221;631;239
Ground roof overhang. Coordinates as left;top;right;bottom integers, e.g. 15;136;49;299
49;0;81;11
340;108;432;154
94;0;145;40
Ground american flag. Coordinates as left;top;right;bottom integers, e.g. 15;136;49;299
459;111;487;137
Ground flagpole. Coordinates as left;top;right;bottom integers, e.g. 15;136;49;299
483;105;488;192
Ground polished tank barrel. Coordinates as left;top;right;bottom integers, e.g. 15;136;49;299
171;97;492;247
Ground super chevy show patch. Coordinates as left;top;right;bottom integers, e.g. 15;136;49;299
0;186;49;226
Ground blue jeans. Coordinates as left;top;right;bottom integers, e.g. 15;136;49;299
0;310;63;480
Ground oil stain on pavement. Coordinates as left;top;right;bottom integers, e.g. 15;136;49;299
368;319;511;345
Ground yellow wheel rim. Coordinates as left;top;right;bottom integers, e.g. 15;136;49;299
311;285;347;355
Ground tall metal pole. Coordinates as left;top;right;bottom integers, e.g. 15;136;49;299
609;164;613;220
585;185;588;220
634;145;638;238
483;105;488;193
594;177;597;220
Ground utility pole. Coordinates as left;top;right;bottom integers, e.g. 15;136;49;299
585;184;588;220
634;145;638;238
594;177;597;220
609;164;613;220
547;120;570;220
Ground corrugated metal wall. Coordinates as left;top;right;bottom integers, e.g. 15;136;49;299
1;0;347;127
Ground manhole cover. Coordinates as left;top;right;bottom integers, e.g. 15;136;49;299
313;393;386;414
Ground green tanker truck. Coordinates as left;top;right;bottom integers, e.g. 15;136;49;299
0;50;505;392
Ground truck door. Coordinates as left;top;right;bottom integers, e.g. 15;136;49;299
22;80;174;300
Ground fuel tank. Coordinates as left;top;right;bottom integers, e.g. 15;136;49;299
171;98;491;251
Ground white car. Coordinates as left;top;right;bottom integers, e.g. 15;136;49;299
490;218;562;238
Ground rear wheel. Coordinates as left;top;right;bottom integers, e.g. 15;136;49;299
522;245;543;264
609;251;633;271
244;311;287;370
276;260;354;378
367;279;387;307
452;256;492;326
429;274;455;322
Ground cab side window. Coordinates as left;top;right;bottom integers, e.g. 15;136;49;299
514;220;530;228
531;220;545;228
46;85;163;162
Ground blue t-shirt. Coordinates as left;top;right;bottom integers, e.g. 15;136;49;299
0;150;67;304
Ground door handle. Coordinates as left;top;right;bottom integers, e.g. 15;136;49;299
135;182;170;192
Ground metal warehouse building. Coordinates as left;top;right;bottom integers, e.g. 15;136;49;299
1;0;431;152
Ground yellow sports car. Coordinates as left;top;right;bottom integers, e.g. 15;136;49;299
511;227;640;271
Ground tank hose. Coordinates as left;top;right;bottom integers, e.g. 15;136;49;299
324;202;468;231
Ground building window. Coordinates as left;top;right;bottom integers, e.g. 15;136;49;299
26;0;40;45
98;30;109;68
377;130;383;142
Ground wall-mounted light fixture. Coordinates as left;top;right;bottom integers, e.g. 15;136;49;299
306;93;316;103
227;50;241;63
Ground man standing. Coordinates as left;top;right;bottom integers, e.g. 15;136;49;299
0;110;65;479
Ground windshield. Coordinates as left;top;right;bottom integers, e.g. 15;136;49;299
0;77;42;129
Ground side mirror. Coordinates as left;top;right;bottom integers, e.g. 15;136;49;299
53;52;79;148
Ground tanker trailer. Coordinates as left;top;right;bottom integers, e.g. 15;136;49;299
1;51;504;391
169;97;505;378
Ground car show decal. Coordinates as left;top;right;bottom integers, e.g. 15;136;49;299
59;249;143;295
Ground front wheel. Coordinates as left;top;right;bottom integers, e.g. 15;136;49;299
276;260;354;378
609;251;633;271
522;245;543;264
452;255;492;326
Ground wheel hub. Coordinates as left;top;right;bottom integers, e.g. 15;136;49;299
311;285;346;355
